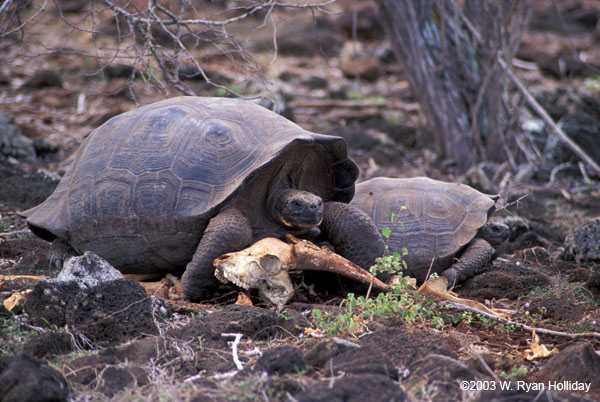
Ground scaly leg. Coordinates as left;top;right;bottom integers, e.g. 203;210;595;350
320;202;386;273
182;208;252;301
441;238;494;288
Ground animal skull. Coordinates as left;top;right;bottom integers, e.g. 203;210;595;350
214;235;389;310
214;238;295;310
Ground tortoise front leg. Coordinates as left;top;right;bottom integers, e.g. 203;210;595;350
320;202;386;272
49;238;78;268
441;238;494;289
182;208;252;301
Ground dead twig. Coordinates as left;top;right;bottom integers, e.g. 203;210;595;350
439;301;600;339
456;8;600;177
100;0;336;27
0;229;31;237
288;98;419;111
500;59;600;177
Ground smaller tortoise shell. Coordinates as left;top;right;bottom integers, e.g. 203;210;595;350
352;177;496;273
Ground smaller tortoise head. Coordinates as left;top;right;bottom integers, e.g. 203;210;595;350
272;189;324;229
479;221;510;255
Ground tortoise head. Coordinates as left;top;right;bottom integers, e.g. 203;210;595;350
478;221;510;255
271;189;324;229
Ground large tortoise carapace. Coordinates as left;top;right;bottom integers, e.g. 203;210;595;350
351;177;509;287
22;96;385;301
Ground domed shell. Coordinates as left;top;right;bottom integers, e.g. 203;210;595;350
23;97;358;272
351;177;496;274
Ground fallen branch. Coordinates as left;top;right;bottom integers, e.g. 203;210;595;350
0;229;31;237
288;98;419;111
0;274;44;286
439;301;600;340
500;59;600;177
417;277;600;339
456;7;600;177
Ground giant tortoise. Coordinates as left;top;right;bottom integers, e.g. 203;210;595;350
351;177;509;287
22;96;385;301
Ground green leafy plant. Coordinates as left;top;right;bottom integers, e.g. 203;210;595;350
500;366;528;379
311;247;447;335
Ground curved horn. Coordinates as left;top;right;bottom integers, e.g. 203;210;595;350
285;235;389;291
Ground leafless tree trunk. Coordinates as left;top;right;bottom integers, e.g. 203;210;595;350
378;0;534;170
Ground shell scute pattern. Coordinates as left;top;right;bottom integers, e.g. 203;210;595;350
23;96;359;274
352;177;495;265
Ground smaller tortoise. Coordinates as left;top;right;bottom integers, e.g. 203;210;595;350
21;96;385;302
351;177;509;287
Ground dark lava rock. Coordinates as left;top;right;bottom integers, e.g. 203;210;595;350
103;63;136;79
0;352;70;402
0;238;54;277
255;346;309;375
23;331;74;359
0;112;36;160
64;339;159;388
527;298;584;323
295;374;406;402
334;122;404;165
260;17;342;58
458;262;552;300
22;70;63;89
0;71;10;86
304;76;328;90
0;238;49;260
564;218;600;262
339;58;383;82
65;278;161;345
545;114;600;167
25;281;81;327
94;365;149;397
0;157;59;210
404;354;479;402
64;346;152;397
204;304;302;340
265;377;305;398
586;268;600;302
167;317;228;348
304;339;346;368
0;304;10;319
329;344;399;379
360;328;456;369
507;231;552;254
334;2;384;40
537;342;600;388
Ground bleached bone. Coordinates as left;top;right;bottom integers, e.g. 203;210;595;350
214;235;388;310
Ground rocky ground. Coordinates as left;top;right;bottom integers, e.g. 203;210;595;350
1;0;600;401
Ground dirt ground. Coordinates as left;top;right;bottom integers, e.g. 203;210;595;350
2;1;600;401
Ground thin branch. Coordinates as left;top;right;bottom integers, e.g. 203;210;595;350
99;0;335;27
440;301;600;339
0;0;47;38
453;5;600;176
499;58;600;177
288;98;419;111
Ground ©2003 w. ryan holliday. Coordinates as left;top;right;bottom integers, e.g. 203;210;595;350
514;381;591;393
